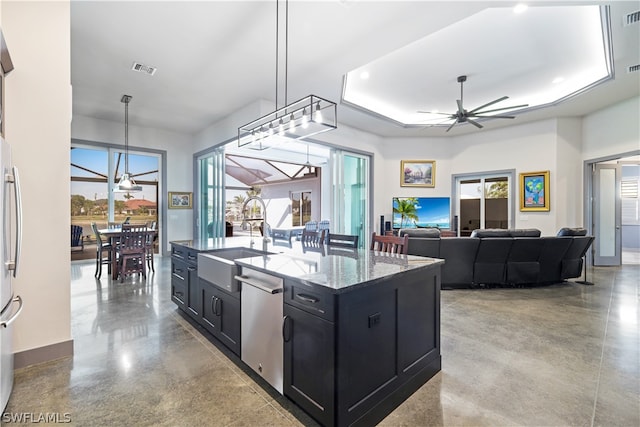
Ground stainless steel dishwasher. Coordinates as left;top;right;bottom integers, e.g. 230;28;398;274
236;267;284;394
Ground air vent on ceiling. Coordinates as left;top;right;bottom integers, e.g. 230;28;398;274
629;64;640;73
131;62;157;76
624;10;640;26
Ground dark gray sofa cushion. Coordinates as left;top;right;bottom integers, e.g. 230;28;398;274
560;236;594;279
439;238;480;286
406;237;440;258
538;237;573;283
506;238;545;284
470;228;541;238
556;227;587;236
399;228;441;238
473;238;513;285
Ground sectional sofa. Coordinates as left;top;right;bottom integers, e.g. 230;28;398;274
401;227;594;289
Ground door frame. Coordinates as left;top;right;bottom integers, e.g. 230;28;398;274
451;169;516;236
71;138;168;255
584;149;640;267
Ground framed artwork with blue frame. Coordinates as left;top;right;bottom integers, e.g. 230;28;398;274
520;171;550;211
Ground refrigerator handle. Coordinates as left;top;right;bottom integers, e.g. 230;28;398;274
0;295;23;328
7;166;22;277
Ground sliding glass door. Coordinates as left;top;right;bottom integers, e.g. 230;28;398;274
454;171;514;236
331;150;369;248
71;143;161;256
197;148;225;240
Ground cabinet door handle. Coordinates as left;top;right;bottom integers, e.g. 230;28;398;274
187;266;196;272
282;315;292;342
174;291;184;298
213;297;221;316
188;255;197;261
296;293;319;304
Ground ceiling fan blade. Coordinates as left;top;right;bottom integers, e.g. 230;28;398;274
473;114;516;119
473;104;529;114
416;111;454;115
466;117;484;129
445;120;458;132
468;96;509;114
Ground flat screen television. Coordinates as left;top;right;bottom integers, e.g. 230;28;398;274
392;197;451;229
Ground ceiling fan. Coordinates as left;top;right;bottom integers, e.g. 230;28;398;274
418;75;529;132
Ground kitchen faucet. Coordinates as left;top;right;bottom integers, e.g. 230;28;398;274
242;196;270;252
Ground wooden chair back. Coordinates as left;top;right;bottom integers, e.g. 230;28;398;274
119;224;147;255
301;229;326;247
370;232;409;255
327;233;359;249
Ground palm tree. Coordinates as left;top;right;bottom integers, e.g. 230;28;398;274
394;197;419;229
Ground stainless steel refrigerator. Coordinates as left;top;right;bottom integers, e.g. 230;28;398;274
0;137;22;412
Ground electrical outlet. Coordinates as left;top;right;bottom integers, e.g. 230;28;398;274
368;312;381;328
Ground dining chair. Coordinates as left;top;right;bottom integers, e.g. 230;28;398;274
327;233;359;249
91;222;112;279
301;229;326;246
144;228;157;272
71;225;84;252
116;224;147;281
370;232;409;255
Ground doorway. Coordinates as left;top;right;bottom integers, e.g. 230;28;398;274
587;154;640;266
70;143;162;260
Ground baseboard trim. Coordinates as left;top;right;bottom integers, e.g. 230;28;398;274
14;340;74;370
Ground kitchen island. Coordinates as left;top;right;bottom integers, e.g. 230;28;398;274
170;240;443;427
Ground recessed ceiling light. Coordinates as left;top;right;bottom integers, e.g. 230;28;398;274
552;77;564;84
513;4;528;14
360;71;370;80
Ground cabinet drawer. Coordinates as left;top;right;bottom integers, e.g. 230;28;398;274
172;279;186;306
171;261;188;282
284;280;334;322
171;246;199;265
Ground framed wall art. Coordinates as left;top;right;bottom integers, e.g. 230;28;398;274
169;191;193;209
519;171;550;211
400;160;435;188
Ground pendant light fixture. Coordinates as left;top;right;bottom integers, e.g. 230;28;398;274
113;94;142;192
238;0;337;150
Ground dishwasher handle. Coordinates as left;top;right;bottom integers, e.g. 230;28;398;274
282;315;292;342
234;275;283;294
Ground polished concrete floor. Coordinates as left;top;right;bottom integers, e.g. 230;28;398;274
5;256;639;426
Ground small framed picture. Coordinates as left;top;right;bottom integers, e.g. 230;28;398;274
169;191;192;209
401;160;435;187
519;171;550;211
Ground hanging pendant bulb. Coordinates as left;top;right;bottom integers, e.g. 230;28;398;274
289;112;296;132
114;95;142;192
301;108;309;129
278;118;285;136
314;101;323;123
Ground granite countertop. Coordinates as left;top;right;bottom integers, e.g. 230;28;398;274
234;248;444;293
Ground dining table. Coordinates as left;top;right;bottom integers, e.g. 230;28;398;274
98;227;157;280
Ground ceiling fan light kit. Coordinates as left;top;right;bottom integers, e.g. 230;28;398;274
238;0;337;150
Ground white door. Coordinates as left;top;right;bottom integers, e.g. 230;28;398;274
594;163;621;266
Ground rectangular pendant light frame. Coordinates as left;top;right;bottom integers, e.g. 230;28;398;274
238;94;337;150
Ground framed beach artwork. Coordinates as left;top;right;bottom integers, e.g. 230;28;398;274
519;171;550;211
169;191;193;209
401;160;435;188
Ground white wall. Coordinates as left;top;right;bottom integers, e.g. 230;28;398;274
261;177;321;228
72;115;194;250
582;96;640;161
3;0;72;354
192;99;273;153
